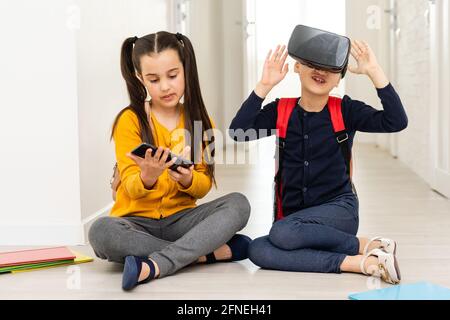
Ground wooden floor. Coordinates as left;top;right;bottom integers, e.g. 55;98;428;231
1;143;450;300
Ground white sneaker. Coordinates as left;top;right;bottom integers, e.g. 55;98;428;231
360;248;401;285
363;236;397;255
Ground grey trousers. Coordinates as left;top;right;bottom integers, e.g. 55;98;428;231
88;192;251;278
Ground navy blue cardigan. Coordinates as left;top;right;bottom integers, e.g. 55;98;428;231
229;83;408;216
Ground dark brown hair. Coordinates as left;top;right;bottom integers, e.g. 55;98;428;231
111;31;216;186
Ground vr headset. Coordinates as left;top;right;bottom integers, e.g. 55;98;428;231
288;25;351;78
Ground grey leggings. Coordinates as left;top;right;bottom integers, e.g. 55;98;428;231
88;192;251;278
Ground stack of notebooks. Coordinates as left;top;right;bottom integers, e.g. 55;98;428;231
0;246;93;274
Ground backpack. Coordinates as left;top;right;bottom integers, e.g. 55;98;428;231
273;96;355;222
110;102;154;201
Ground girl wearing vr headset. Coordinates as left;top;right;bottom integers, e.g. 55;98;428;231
230;27;408;285
89;31;252;291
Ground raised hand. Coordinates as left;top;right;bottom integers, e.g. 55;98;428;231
255;45;289;98
348;40;380;75
348;40;389;89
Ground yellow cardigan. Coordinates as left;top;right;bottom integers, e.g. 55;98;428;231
110;107;213;219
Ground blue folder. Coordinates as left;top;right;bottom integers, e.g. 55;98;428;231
349;282;450;300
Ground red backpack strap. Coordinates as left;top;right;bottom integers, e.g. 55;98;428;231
274;98;298;222
276;98;298;139
328;96;354;180
328;96;346;133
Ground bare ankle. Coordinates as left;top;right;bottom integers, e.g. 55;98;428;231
369;241;382;252
363;256;379;275
138;262;150;282
198;244;232;264
149;258;160;278
214;244;232;260
340;255;362;273
138;258;160;282
359;237;382;255
358;237;369;254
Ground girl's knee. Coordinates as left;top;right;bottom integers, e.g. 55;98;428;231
88;217;123;257
227;192;251;227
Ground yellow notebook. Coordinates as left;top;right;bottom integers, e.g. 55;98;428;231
11;250;93;273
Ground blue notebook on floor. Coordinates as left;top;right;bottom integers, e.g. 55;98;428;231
349;282;450;300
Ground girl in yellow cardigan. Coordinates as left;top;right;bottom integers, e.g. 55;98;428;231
88;31;251;291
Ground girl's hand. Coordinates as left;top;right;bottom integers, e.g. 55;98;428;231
255;45;289;98
168;146;194;188
348;40;381;76
348;40;390;89
127;147;177;189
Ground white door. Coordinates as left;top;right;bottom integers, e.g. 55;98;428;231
429;0;450;198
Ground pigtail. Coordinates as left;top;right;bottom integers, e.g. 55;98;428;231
177;33;216;186
121;37;146;107
111;37;153;144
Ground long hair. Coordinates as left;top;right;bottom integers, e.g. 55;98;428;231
111;31;216;186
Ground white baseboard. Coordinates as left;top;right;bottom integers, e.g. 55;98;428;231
0;203;114;246
0;223;84;246
434;168;450;199
82;202;114;245
82;202;114;226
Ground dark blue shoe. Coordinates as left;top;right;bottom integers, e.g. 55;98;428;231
205;234;252;263
122;256;156;291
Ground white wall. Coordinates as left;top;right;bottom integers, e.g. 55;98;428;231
429;0;450;198
0;0;168;245
395;0;432;184
346;0;447;195
0;0;82;245
76;0;167;227
188;0;224;132
221;0;244;134
345;0;391;144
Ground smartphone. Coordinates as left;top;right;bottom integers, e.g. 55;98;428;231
130;143;193;171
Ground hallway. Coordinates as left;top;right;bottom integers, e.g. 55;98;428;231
1;143;449;299
1;0;450;302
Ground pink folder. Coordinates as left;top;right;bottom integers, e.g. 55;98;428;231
0;247;76;267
